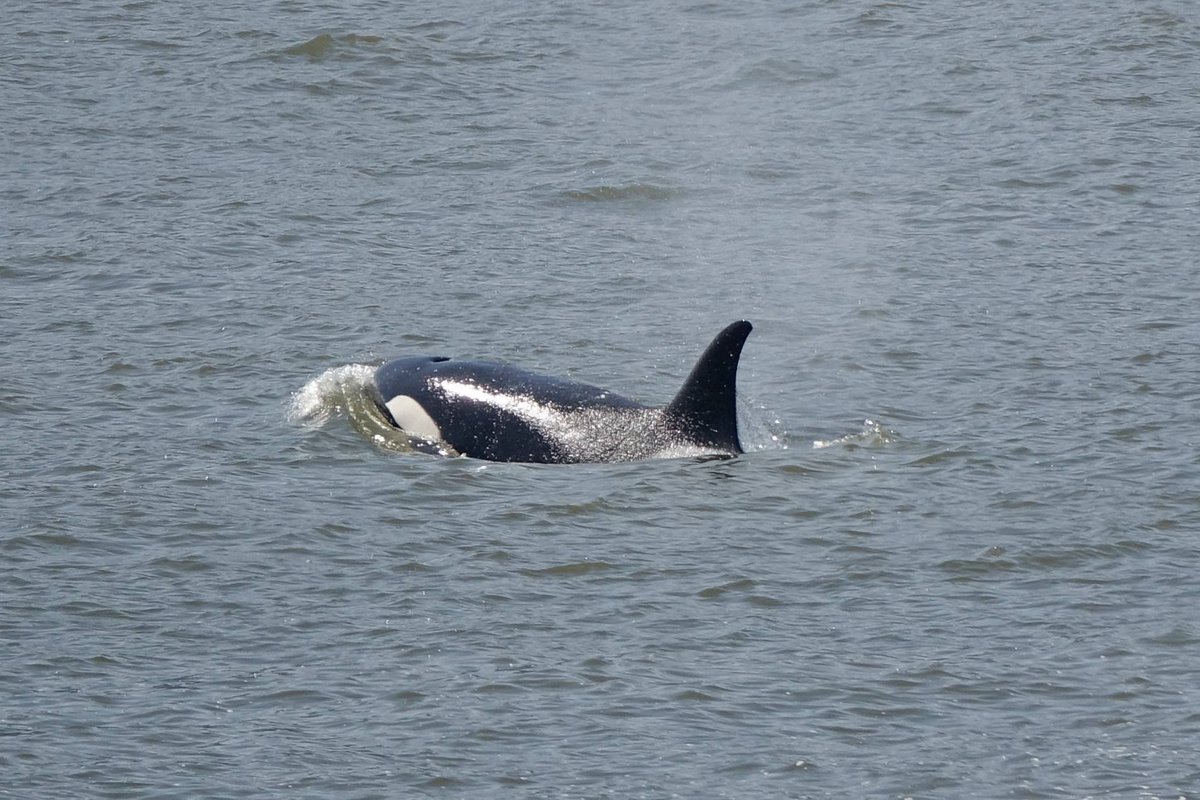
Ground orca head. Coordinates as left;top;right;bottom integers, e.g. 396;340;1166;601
372;355;453;442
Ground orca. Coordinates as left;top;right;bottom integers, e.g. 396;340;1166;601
371;320;753;463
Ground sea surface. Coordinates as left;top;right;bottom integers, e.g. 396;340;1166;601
4;1;1200;797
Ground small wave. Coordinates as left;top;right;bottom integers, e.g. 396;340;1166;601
520;561;616;578
725;58;838;88
812;419;898;450
561;184;678;202
280;32;384;61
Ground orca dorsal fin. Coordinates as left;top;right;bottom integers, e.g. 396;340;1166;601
663;320;753;453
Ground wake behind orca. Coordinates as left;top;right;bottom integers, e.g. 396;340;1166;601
371;320;753;464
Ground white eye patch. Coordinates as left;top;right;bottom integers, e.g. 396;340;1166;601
384;395;443;442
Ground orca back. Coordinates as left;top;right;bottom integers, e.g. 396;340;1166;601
370;320;754;463
373;357;650;462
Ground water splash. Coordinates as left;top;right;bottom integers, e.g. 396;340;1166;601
737;397;790;452
290;364;454;454
289;364;377;427
812;419;898;450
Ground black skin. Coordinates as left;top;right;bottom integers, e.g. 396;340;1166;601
373;321;753;464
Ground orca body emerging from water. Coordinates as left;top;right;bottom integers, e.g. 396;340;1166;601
371;321;753;463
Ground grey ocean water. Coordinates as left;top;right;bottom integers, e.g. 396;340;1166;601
4;1;1200;797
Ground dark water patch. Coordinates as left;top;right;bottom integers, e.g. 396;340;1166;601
147;555;213;575
420;776;465;790
472;682;526;696
1143;625;1200;648
697;578;756;599
941;539;1154;583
